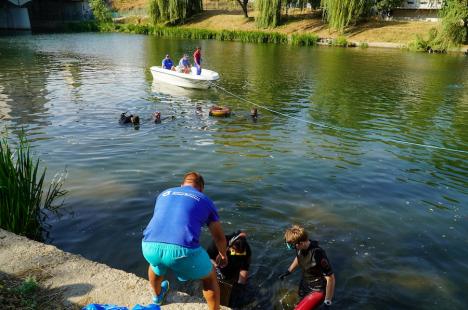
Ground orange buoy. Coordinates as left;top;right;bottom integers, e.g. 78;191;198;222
209;105;231;117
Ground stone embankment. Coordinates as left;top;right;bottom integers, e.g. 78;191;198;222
0;229;229;309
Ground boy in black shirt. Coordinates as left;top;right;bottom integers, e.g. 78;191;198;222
279;225;335;309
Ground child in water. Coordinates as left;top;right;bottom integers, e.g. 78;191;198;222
279;224;336;309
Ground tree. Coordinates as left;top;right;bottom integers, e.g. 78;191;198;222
89;0;112;23
321;0;367;32
149;0;203;25
439;0;468;45
255;0;282;28
235;0;250;18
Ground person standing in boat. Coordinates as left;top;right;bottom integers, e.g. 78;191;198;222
279;224;336;309
162;54;175;70
178;54;192;74
193;47;202;75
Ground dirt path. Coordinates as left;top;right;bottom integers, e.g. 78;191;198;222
0;229;229;309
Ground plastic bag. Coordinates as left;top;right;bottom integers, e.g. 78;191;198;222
82;304;128;310
132;305;160;310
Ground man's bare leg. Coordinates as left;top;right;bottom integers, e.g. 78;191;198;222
201;269;220;310
148;265;164;296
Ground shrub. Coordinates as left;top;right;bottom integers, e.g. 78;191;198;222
89;0;112;24
332;36;348;47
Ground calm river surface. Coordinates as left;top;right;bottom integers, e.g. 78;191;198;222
1;33;467;309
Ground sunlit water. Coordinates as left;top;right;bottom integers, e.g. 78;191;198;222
0;33;467;309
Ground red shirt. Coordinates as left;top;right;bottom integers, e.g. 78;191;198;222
194;50;201;65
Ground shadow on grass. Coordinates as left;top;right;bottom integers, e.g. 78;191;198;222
0;271;93;309
185;9;252;24
345;19;411;37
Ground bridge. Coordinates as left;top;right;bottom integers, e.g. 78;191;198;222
1;0;91;30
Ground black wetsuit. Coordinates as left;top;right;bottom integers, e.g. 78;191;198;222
206;232;251;282
296;240;333;298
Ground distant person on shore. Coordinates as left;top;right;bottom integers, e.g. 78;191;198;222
279;225;335;310
141;172;228;309
162;54;175;70
193;47;202;75
178;54;192;74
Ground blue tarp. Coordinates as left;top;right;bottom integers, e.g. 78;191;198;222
83;304;160;310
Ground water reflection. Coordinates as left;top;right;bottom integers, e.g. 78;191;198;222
0;46;50;131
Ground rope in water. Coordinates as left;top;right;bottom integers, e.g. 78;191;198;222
212;83;468;155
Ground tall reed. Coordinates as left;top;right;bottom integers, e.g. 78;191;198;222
0;134;66;240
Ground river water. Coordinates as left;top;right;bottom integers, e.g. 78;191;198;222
0;33;467;309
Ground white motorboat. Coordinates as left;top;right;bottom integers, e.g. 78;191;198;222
150;66;219;89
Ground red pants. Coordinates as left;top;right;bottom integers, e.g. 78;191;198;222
295;291;325;310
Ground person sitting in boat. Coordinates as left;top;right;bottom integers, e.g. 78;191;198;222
177;54;192;74
279;224;335;310
207;231;251;307
162;54;175;71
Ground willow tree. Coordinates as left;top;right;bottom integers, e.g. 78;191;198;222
439;0;468;45
255;0;282;28
149;0;203;25
321;0;367;32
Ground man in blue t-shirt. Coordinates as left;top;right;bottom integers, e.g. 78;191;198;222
142;172;228;309
161;54;174;70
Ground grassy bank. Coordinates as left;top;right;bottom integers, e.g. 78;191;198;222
68;21;321;46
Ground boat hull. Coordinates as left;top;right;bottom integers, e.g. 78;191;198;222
150;66;219;90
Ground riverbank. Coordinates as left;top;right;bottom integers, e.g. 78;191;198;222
111;9;467;52
0;229;229;309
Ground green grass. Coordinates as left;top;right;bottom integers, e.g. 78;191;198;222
1;276;42;309
0;133;66;240
290;33;319;46
150;26;289;44
332;36;348;47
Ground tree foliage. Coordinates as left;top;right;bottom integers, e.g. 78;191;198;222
149;0;203;25
439;0;468;45
321;0;367;32
89;0;112;23
255;0;282;28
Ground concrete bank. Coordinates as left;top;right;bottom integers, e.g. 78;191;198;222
0;229;229;309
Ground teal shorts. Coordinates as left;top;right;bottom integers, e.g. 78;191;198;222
142;241;213;281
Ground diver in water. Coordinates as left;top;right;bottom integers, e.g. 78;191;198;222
119;112;140;126
207;231;252;307
153;112;161;124
250;108;258;120
279;224;335;310
152;112;176;124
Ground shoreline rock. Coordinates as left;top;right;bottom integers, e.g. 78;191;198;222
0;229;229;309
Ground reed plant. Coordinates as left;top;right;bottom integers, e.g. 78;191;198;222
332;36;349;47
290;33;319;46
0;134;66;240
150;26;289;44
